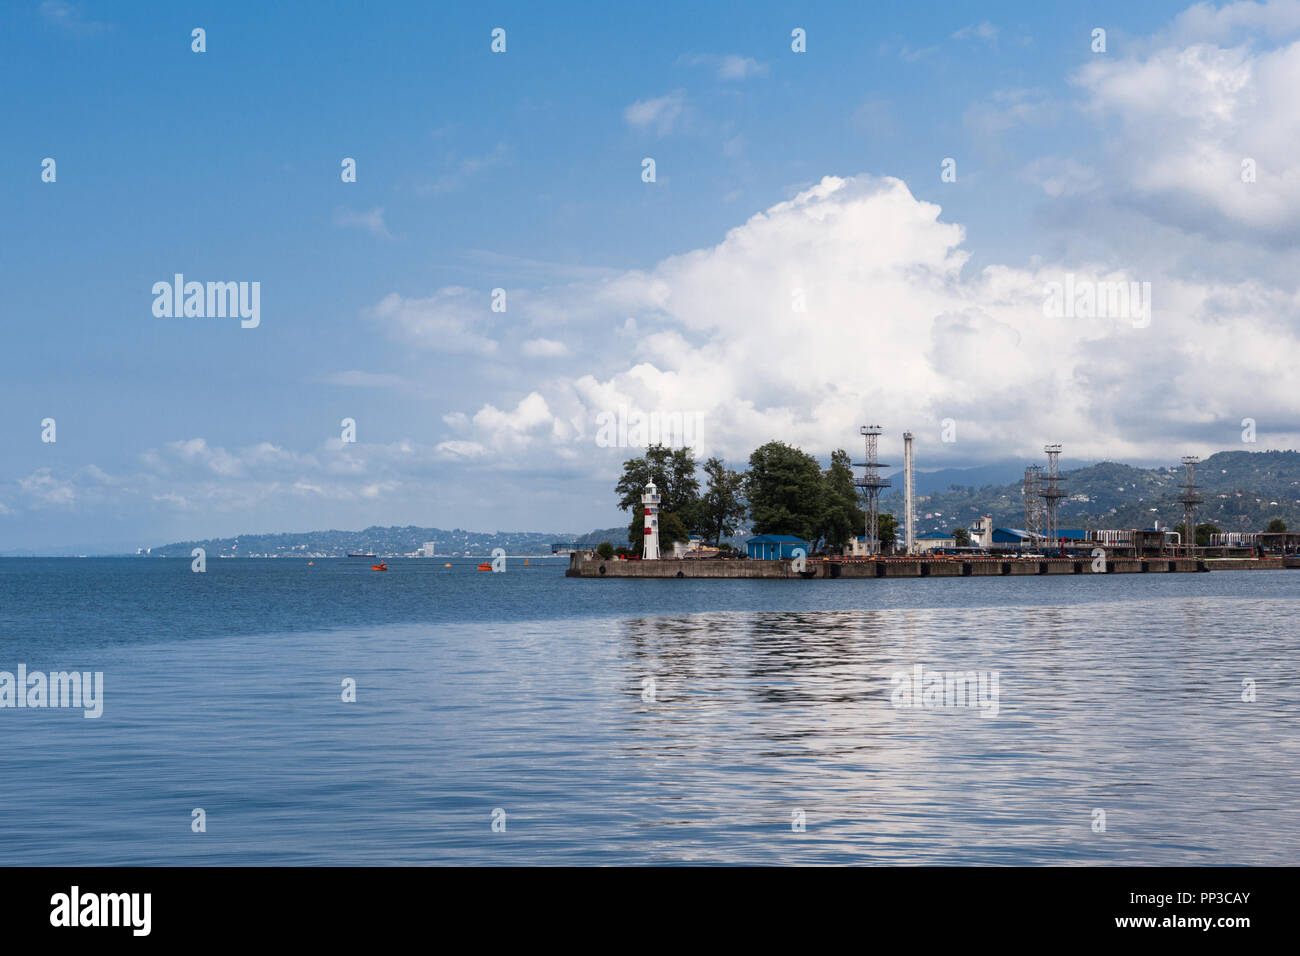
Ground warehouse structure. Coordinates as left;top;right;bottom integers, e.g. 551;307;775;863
991;528;1089;546
745;534;810;561
915;531;957;551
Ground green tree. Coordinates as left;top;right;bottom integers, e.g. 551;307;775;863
1176;522;1221;547
818;448;864;553
1267;518;1288;533
615;444;701;518
596;541;615;560
877;513;898;551
952;527;971;547
697;456;747;546
627;507;691;552
743;441;825;543
615;445;701;554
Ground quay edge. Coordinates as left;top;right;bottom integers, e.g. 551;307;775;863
566;552;1225;579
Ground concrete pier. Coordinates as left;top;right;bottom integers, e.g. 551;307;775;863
1204;557;1286;570
567;553;1215;579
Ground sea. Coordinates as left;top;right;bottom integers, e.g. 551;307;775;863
0;556;1295;865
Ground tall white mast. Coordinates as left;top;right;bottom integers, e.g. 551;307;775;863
903;431;915;554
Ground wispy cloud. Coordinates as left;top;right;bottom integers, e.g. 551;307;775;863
417;142;512;195
521;338;570;358
952;22;1000;45
623;90;687;135
1021;156;1101;198
449;250;622;283
332;206;392;238
364;289;499;355
39;0;111;34
877;39;938;62
962;87;1057;152
678;53;769;80
317;370;412;389
18;468;78;506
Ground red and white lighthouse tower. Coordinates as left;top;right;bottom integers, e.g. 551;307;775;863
642;481;661;560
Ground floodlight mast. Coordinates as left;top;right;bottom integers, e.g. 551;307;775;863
854;425;891;556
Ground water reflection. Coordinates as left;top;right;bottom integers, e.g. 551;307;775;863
605;601;1300;863
2;585;1295;864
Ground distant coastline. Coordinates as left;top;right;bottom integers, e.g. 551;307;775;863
132;525;632;560
6;450;1297;559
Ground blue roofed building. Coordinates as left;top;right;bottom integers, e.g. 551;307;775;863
915;531;957;551
992;528;1030;544
992;528;1089;544
745;534;810;560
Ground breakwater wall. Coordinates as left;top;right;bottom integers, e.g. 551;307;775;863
1204;557;1286;570
566;554;1215;579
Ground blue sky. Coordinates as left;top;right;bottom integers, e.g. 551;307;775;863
3;0;1299;551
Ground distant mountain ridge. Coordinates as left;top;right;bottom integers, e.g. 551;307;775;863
145;450;1300;555
881;450;1300;535
147;525;628;558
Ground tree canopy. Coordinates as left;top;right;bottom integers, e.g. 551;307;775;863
698;456;747;547
1176;521;1221;547
612;440;902;554
744;441;826;543
615;445;700;521
817;448;863;553
877;513;898;549
616;445;701;554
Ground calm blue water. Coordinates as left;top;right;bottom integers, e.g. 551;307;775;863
0;557;1296;864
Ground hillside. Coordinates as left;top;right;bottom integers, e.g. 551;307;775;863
149;451;1300;555
148;525;609;558
881;450;1300;535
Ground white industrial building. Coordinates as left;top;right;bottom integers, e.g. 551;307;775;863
915;531;957;551
843;535;882;557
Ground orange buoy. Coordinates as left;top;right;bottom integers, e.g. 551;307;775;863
444;562;452;567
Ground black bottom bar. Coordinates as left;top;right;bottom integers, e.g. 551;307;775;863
0;866;1286;943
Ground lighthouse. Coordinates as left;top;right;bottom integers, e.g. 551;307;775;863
641;481;661;560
